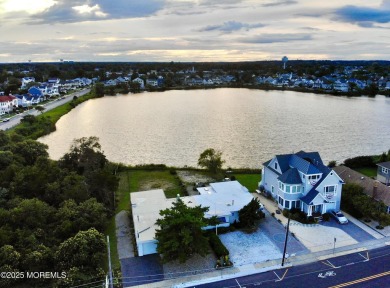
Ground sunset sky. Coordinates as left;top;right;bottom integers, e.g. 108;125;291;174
1;0;389;62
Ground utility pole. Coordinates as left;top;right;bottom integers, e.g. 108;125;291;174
333;237;336;254
107;236;114;288
281;212;291;267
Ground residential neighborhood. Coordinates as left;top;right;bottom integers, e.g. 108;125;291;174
1;61;390;106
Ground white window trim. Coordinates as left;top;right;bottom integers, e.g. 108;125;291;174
324;185;337;196
382;167;389;174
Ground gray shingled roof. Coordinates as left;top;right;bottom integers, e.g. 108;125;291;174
377;162;390;169
333;165;390;206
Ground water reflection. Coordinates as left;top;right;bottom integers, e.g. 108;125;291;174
39;89;390;168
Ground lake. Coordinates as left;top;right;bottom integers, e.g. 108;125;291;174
38;88;390;168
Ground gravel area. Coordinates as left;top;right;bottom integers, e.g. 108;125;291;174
176;170;215;184
116;210;135;259
219;230;282;266
163;253;217;279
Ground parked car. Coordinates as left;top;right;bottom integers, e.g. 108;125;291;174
331;211;348;224
259;202;264;211
1;118;10;122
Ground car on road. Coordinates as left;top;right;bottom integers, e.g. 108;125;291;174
331;210;348;224
1;118;10;122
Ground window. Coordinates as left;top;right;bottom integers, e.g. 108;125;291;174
293;200;301;209
382;167;389;174
271;186;274;193
291;185;301;193
324;185;337;199
324;185;336;193
274;162;278;170
286;185;290;193
278;196;284;206
285;200;290;209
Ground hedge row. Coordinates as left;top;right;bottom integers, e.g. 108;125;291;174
208;232;229;258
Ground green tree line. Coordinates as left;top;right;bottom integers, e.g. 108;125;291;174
0;133;118;287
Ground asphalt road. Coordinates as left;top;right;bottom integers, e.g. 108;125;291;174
195;246;390;288
0;88;91;131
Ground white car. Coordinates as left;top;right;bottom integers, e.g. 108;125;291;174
331;211;348;224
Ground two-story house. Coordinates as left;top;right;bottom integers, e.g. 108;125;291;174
377;162;390;186
259;151;344;217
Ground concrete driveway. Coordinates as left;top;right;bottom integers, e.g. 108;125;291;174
253;193;377;253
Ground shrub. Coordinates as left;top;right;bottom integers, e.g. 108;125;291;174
344;156;375;168
169;169;177;175
322;213;331;221
208;232;229;258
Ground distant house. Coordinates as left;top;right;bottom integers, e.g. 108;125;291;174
377;162;390;186
132;77;145;89
146;78;158;87
333;166;390;213
104;79;117;87
21;77;35;88
15;94;32;108
28;86;45;100
333;80;349;92
260;151;344;217
131;181;253;256
0;95;18;115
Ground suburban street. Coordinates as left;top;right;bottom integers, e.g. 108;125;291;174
0;88;91;131
194;246;390;288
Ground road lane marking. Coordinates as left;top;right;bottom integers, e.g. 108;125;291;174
358;251;369;261
274;269;289;282
318;248;366;261
322;260;340;269
329;270;390;287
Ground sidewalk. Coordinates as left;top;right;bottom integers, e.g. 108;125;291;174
129;236;389;288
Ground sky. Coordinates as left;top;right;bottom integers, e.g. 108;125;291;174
0;0;390;62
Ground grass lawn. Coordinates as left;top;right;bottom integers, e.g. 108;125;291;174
234;173;261;192
355;167;377;178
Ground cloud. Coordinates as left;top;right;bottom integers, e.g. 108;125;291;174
334;1;390;26
198;0;242;6
261;0;297;7
199;21;266;33
29;0;165;24
241;33;312;43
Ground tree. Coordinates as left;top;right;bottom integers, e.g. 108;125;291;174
56;228;106;271
60;136;107;174
93;82;105;97
10;140;49;166
155;198;211;263
198;148;225;174
238;198;265;228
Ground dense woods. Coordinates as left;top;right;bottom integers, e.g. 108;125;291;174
0;132;118;287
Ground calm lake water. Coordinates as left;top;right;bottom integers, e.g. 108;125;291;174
38;88;390;168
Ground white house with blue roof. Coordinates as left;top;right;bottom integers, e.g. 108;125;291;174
259;151;344;217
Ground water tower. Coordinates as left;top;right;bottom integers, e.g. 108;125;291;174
282;56;288;70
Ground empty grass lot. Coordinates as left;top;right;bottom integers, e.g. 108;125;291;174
234;173;261;192
355;167;377;178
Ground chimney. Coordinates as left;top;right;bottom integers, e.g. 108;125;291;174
373;181;379;200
